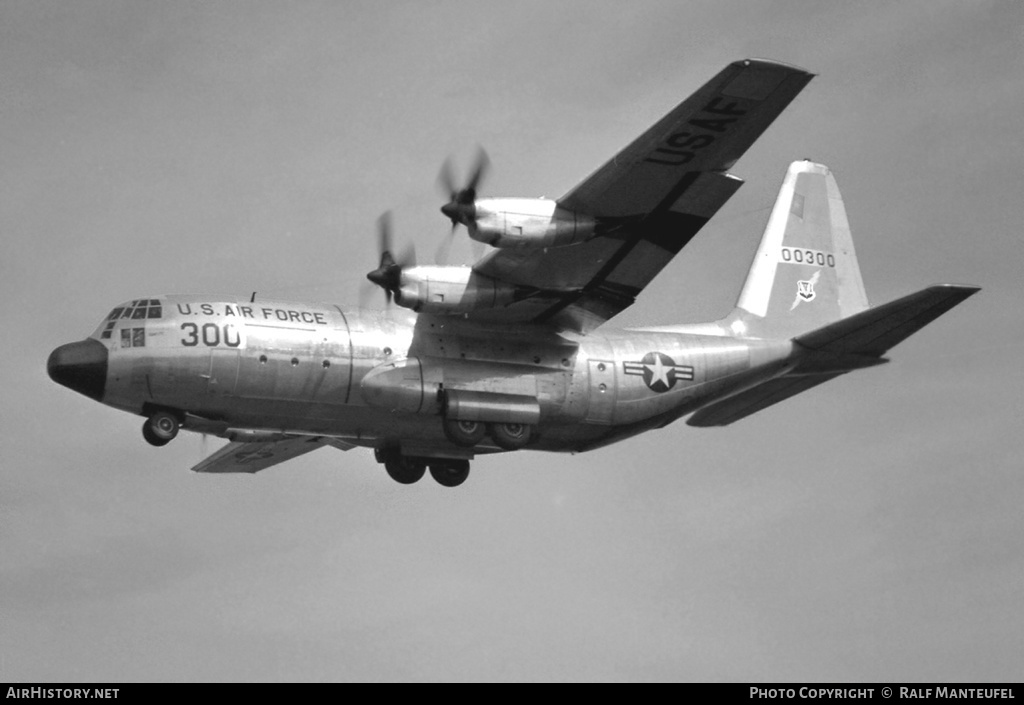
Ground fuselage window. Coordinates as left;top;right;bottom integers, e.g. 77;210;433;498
101;320;116;339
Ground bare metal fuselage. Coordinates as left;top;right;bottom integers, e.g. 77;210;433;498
91;295;793;458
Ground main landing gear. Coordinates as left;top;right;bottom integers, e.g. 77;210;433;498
442;418;533;450
383;454;426;485
376;448;471;488
142;410;180;447
429;460;470;487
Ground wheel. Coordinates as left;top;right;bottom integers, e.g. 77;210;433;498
143;411;179;446
429;460;470;488
489;422;532;450
443;418;486;447
384;455;426;485
142;420;169;447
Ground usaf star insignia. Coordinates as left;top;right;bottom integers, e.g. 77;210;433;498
623;352;694;393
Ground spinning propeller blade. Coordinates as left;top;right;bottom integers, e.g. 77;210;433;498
366;211;415;305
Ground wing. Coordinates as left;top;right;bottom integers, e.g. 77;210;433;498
472;59;814;333
191;435;348;474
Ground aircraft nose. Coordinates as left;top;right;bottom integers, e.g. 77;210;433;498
47;339;108;401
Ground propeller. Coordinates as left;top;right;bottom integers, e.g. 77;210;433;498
365;211;415;305
436;147;490;262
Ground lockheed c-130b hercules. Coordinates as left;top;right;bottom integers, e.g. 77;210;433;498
48;59;979;488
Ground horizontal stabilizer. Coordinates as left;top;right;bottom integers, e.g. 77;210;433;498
688;285;979;427
794;284;980;356
686;373;842;427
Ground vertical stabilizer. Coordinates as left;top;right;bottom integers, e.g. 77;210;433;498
729;161;868;339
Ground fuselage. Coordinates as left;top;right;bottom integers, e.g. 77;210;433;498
48;294;796;458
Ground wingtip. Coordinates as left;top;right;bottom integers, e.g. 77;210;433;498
737;57;816;77
932;283;982;294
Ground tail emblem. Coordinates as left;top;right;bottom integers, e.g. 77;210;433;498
624;352;695;393
790;271;821;310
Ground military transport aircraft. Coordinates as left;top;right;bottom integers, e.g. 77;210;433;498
48;59;979;487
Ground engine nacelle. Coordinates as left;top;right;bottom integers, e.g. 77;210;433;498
470;198;597;249
395;266;523;314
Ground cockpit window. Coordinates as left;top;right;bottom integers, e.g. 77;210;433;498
120;327;145;348
100;300;161;339
114;299;163;320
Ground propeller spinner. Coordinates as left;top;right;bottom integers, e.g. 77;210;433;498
438;147;490;230
365;211;414;304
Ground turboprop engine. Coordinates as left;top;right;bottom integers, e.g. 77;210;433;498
437;150;598;250
393;265;524;314
365;212;536;313
461;198;598;249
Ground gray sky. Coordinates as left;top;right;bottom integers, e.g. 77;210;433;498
3;0;1022;682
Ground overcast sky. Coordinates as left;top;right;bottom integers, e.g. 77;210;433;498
3;0;1022;682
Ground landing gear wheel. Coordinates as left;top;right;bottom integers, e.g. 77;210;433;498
142;420;169;447
443;418;486;447
384;455;426;485
429;460;470;488
489;422;532;450
143;411;179;447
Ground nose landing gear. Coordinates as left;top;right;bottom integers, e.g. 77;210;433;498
142;410;180;447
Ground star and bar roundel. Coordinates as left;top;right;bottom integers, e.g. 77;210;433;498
623;352;695;393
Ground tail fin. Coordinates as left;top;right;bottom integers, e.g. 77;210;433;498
727;160;869;339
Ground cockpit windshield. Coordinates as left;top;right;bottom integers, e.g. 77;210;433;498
98;299;162;339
